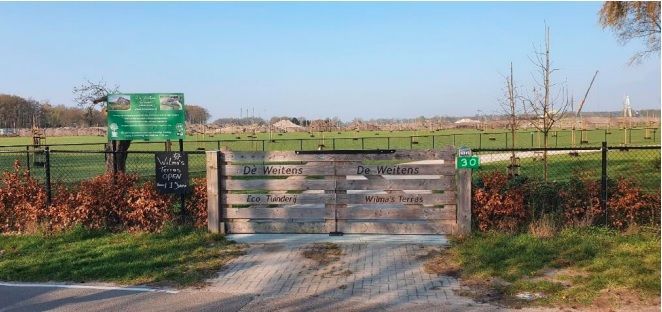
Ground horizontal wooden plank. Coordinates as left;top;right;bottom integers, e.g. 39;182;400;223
223;207;325;219
336;206;456;220
338;220;456;234
337;177;454;191
223;164;334;176
222;163;455;177
226;220;331;234
221;148;455;162
222;177;455;191
224;179;334;191
224;194;334;205
339;192;455;205
335;164;455;176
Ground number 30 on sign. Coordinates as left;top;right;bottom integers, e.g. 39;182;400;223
457;156;480;169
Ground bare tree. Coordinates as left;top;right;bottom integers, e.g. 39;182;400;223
523;26;571;181
499;62;522;176
73;80;129;173
599;1;661;64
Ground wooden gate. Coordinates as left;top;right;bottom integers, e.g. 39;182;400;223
206;147;471;235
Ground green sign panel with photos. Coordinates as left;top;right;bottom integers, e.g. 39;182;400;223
106;93;186;141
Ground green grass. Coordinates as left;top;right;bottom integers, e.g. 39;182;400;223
0;127;659;151
0;128;659;186
0;226;243;287
448;227;660;306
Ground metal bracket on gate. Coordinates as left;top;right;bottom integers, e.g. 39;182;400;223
295;149;395;155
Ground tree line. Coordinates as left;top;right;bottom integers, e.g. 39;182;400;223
0;93;210;129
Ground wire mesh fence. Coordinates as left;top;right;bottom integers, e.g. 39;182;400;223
0;143;659;215
1;127;660;152
473;145;661;194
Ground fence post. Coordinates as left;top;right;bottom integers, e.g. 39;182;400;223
432;135;435;149
409;136;413;149
361;138;365;150
478;133;482;149
300;139;303;150
601;141;608;225
456;168;471;236
206;150;224;234
452;134;456;146
44;147;52;206
179;139;186;222
25;145;30;175
217;140;221;150
387;137;390;149
111;141;118;184
332;138;336;150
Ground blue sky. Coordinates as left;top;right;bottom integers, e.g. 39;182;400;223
0;2;659;121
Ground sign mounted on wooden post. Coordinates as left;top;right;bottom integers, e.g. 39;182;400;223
155;152;189;194
456;146;480;169
107;93;186;141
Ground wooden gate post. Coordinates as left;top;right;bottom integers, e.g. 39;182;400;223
206;150;225;234
456;168;472;236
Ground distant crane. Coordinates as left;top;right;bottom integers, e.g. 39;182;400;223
571;70;599;153
623;96;633;145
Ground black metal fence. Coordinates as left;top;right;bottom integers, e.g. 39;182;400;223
473;144;661;193
0;143;659;210
0;127;659;152
0;149;208;203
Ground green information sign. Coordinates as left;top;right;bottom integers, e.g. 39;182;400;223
107;93;186;141
456;156;480;169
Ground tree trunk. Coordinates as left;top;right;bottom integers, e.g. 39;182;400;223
105;140;131;173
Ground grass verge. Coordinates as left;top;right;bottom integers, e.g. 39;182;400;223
0;226;244;287
426;227;660;308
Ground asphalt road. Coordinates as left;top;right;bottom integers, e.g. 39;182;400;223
0;285;253;312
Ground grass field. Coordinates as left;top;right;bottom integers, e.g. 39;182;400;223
429;227;661;307
0;127;659;151
0;226;243;287
1;147;658;193
0;128;659;191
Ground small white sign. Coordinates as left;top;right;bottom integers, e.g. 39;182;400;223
458;147;472;157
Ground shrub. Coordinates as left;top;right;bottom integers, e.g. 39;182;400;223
0;161;47;233
67;173;139;231
0;163;181;234
472;172;527;232
559;177;603;227
525;179;562;219
124;182;175;232
185;178;208;228
607;179;660;230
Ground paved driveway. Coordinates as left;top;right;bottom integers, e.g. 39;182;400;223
0;235;507;311
204;234;497;311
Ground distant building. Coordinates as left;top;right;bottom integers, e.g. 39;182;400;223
0;128;18;136
453;118;481;128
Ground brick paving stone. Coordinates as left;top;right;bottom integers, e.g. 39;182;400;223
208;240;456;305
